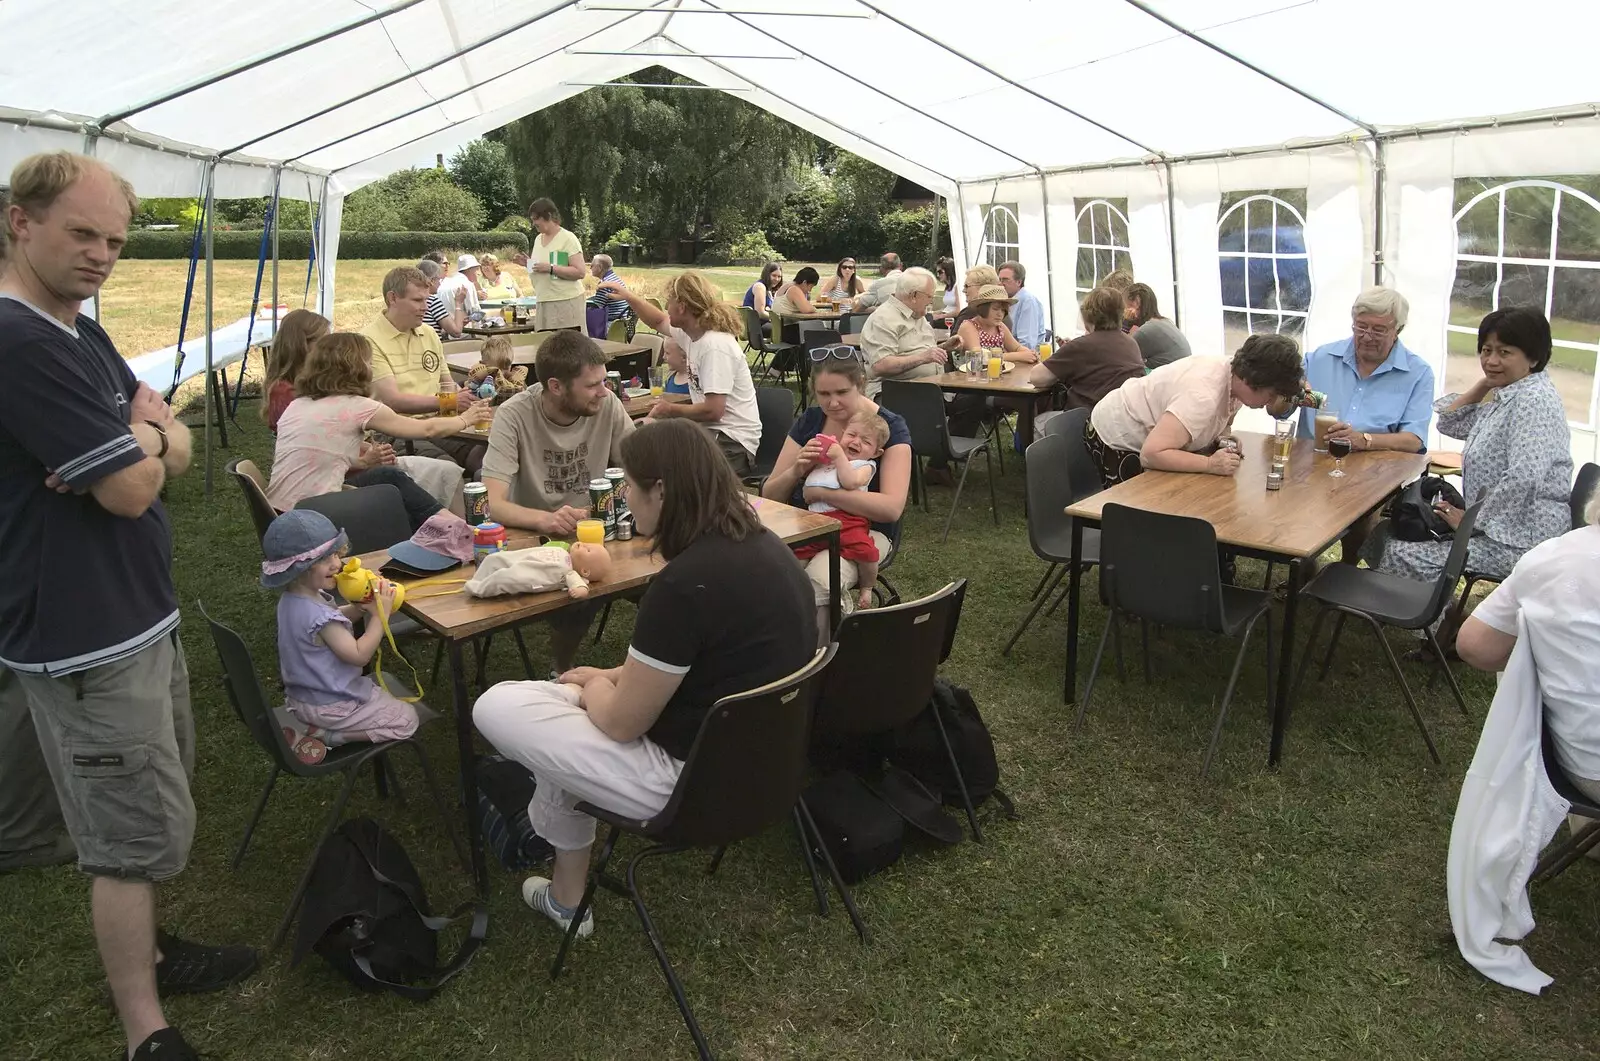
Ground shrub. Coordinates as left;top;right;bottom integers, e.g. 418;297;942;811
606;226;640;250
120;230;530;260
398;182;486;232
498;214;532;233
342;195;404;232
729;231;779;261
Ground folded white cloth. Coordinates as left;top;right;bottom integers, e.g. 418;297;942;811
464;546;587;598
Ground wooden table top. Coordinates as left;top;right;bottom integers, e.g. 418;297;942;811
918;368;1040;395
775;308;846;321
463;321;540;336
447;339;649;372
357;499;840;640
1065;430;1428;559
447;391;687;440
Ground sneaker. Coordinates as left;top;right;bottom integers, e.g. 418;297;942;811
155;930;259;995
127;1026;200;1059
522;876;593;939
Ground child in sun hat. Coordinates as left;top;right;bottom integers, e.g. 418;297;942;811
260;510;420;763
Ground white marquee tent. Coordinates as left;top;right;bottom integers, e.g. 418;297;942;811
4;0;1600;473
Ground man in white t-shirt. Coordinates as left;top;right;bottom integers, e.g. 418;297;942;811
436;254;481;318
594;273;762;476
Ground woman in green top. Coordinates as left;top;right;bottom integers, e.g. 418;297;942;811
514;197;587;332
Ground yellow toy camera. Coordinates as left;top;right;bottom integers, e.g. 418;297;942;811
335;557;405;611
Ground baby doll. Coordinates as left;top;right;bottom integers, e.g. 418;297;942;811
259;510;420;764
464;541;613;600
467;335;529;403
793;411;891;610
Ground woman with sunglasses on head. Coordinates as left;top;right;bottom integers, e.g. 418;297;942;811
817;257;867;305
762;347;912;636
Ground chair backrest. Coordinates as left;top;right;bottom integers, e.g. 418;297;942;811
509;331;552;350
838;312;869;334
879;379;952;459
814;581;963;737
1572;462;1600;531
653;645;837;848
605;318;628;344
441;338;481;357
1054;406;1100;503
296;484;411;554
200;602;304;775
740;306;764;348
227;457;279;544
1422;497;1486;622
1022;434;1081;561
630;332;664;364
751;387;797;479
1099;503;1228;632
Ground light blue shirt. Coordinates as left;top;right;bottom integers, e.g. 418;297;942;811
1007;287;1047;349
1296;336;1435;449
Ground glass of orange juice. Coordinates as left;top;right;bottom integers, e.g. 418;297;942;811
986;355;1003;380
575;519;605;545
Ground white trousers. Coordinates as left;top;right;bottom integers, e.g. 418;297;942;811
395;454;465;514
473;680;682;851
802;530;890;609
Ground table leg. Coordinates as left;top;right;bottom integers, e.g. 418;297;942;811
1063;519;1084;704
449;639;488;895
1268;558;1303;768
209;370;230;448
827;529;842;636
1021;400;1036;449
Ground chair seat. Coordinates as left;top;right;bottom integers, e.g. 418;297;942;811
1299;562;1434;628
1036;525;1101;566
1219;585;1272;636
948;435;988;460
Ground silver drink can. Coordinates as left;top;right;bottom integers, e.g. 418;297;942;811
605;467;627;520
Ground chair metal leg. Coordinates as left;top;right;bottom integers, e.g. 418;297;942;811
917;456;930;514
1140;619;1152;684
984;446;998;526
1289;606;1331;709
1532;819;1600;883
1422;626;1473;721
1029;562;1059;602
929;698;984;843
1263;604;1277;714
797;798;868;944
1318;612;1347;681
1201;617;1263;778
1360;613;1441;764
1074;618;1115;731
552;825;619;980
409;740;471;880
473;634;495;690
513;627;535;679
593;601;614;645
1003;565;1067;656
940;454;976;543
1111;610;1126;683
429;638;445;688
790;809;828;916
625;845;715;1061
1261;561;1275;592
373;752;390;800
272;759;368;950
707;844;730;877
233;766;280;870
1044;566;1080;618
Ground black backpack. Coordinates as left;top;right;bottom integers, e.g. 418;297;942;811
476;755;554;872
1386;475;1465;542
803;771;905;883
890;678;1016;818
292;818;487;1001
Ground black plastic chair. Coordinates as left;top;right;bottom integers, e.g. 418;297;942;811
742;305;796;380
1531;716;1600;883
200;603;465;950
550;646;842;1061
870;519;904;608
296;483;411;553
1075;504;1276;778
1289;499;1484;764
814;581;989;840
1004;421;1102;655
743;386;797;488
227;457;279;544
880;379;996;543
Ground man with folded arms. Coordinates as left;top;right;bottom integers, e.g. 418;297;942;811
0;151;257;1061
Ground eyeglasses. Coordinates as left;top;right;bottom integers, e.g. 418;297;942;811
808;344;864;363
1352;323;1393;338
841;264;856;270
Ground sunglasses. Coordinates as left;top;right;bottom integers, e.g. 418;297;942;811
808;344;864;363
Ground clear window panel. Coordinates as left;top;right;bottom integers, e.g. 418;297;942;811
1247;205;1274;253
1246;257;1280;310
1445;327;1483;399
1498;262;1550;309
1277;258;1312;312
1279;315;1306;340
1276;221;1307;255
1556;200;1600;262
1551;267;1600;346
1076;247;1096;290
1502;185;1556;258
1113;250;1133;276
1095;248;1115;279
1450;260;1499;324
1076;205;1095;243
1219;257;1246;308
1547;344;1597;425
1218;209;1246;252
1457;195;1501;256
1223;310;1251;354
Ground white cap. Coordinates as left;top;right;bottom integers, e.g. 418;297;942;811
457;253;480;271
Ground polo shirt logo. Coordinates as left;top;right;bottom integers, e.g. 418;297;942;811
423;350;441;374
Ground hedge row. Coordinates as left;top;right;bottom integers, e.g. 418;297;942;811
120;229;530;261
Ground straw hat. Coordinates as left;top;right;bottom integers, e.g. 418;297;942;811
968;284;1015;311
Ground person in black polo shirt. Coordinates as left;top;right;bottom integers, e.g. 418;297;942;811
0;152;257;1061
474;419;816;939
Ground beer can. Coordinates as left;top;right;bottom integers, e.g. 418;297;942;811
463;482;489;525
606;370;622;397
605;467;627;520
589;478;615;538
615;514;634;541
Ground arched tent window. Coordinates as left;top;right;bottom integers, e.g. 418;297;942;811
1074;198;1133;297
1217;190;1311;355
1450;177;1600;427
979;203;1020;270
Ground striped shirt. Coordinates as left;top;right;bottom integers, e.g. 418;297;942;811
424;293;455;338
587;271;632;323
0;295;179;675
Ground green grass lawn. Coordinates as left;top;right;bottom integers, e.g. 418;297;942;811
6;386;1600;1059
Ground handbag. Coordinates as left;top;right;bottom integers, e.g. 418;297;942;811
1386;475;1466;542
292;818;487;1001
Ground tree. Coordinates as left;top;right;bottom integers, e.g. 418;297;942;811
339;167;489;232
499;68;814;248
448;139;521;223
399;181;486;231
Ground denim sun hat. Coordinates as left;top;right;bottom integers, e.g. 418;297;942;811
260;509;349;589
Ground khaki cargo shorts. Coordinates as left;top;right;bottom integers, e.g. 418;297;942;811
13;631;196;882
534;297;584;332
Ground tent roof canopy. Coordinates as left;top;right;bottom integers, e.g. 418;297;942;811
2;0;1597;195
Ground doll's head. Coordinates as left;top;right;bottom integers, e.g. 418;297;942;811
568;541;612;584
480;335;514;373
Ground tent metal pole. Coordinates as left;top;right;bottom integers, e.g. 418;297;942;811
1037;173;1055;342
851;0;1162;158
929;195;939;269
202;161;216;497
82;130;101;323
94;0;432;130
954;185;971;266
215;0;595;159
1372;139;1387;285
315;179;331;315
667;18;1040;176
1163;161;1180;329
270;168;282;328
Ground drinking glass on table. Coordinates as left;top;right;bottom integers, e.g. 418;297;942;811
1272;417;1295;467
648;365;665;396
1313;407;1339;452
1327;436;1351;477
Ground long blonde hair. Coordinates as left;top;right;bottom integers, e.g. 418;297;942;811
260;309;331;423
664;270;742;337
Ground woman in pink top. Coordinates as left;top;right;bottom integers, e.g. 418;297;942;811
267;333;490;528
1086;334;1304;488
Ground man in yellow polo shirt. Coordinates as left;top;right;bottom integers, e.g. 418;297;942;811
360;265;482;467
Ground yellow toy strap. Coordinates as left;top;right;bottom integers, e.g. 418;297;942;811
367;577;468;702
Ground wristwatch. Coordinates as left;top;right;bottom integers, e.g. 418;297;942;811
1362;432;1372;450
144;420;169;459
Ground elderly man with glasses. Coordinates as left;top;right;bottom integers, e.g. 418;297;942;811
1297;286;1435;455
858;266;949;399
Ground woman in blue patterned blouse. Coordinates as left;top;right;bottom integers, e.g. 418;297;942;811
1363;307;1572;591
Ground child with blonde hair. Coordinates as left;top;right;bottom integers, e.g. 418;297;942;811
793;410;892;610
466;334;529;401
